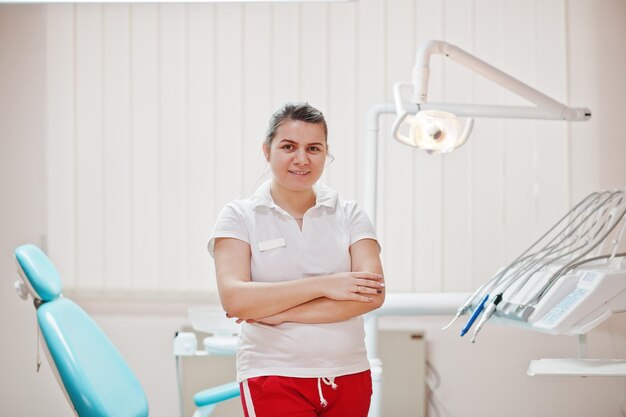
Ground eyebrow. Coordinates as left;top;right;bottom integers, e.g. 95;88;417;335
278;139;326;147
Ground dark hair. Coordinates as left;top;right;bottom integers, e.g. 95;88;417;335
264;102;328;147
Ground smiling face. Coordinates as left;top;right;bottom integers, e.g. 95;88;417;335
263;119;328;193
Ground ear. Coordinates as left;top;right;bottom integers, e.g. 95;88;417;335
262;143;270;162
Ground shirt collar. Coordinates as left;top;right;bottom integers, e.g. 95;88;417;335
250;180;338;210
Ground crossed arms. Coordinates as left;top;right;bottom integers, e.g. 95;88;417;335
213;237;385;325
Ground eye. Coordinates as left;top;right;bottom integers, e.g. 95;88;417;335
307;146;322;152
281;144;295;151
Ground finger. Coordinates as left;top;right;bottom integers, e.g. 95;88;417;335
356;278;386;289
236;318;244;324
357;285;383;295
353;271;384;277
353;272;385;281
352;293;373;302
361;287;383;294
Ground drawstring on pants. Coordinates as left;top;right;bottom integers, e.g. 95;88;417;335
317;377;338;407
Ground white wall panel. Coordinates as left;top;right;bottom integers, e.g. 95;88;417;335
471;0;506;287
383;0;416;292
534;0;569;233
356;0;385;207
242;4;273;198
159;4;187;290
271;4;300;105
413;0;445;292
130;4;160;290
215;4;243;209
300;3;328;115
75;4;104;289
327;2;358;198
103;4;131;290
187;4;218;291
45;0;581;296
502;1;537;262
46;4;76;287
441;0;474;291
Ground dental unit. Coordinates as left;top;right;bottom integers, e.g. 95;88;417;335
360;38;598;413
444;189;626;348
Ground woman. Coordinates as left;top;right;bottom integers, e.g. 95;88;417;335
209;102;385;417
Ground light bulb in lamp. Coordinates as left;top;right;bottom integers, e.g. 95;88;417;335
409;110;473;154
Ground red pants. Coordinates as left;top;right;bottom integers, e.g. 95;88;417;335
240;370;372;417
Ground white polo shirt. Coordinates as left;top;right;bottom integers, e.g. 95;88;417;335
208;180;378;382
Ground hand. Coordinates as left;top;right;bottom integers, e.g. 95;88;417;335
255;314;284;325
322;272;385;302
225;312;256;324
235;318;257;324
233;315;283;325
227;312;282;326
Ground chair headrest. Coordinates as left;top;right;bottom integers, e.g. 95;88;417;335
15;244;63;302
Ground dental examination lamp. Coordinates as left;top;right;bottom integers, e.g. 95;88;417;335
392;40;591;153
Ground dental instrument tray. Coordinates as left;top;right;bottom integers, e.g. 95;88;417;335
445;189;626;342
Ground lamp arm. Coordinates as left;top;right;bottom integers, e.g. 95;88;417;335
413;40;591;121
412;39;446;103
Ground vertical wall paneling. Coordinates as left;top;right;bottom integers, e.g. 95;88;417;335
413;0;445;292
384;0;416;292
534;0;569;232
44;2;578;295
75;4;104;289
441;0;474;291
327;2;357;199
46;4;76;286
186;4;217;291
130;4;160;290
565;1;601;202
242;4;273;197
158;4;187;290
299;3;328;119
214;4;243;209
502;0;537;261
570;1;626;199
271;4;300;106
103;4;131;290
471;0;506;286
355;0;385;207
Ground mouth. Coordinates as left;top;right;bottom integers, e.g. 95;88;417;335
288;170;311;176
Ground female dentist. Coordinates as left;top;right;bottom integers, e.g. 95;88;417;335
209;102;385;417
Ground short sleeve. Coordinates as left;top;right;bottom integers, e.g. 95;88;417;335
207;201;250;258
345;201;380;252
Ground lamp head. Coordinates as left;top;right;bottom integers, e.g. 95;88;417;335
410;110;469;153
392;109;474;154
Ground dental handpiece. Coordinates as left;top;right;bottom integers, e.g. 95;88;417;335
460;294;489;337
470;293;503;343
442;283;492;331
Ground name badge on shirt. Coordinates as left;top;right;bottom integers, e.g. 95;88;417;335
258;238;286;252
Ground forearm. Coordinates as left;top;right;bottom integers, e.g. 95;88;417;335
219;278;326;320
262;292;385;324
215;238;384;320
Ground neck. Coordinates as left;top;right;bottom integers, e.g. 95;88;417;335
269;180;316;216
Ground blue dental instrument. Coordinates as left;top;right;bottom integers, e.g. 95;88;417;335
460;294;489;337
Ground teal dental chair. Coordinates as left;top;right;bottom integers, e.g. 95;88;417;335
14;244;240;417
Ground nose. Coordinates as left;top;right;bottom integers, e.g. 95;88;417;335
293;148;309;164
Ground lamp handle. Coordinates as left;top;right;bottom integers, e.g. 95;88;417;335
455;117;475;149
391;111;415;147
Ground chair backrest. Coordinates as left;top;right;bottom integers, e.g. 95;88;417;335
15;244;149;417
